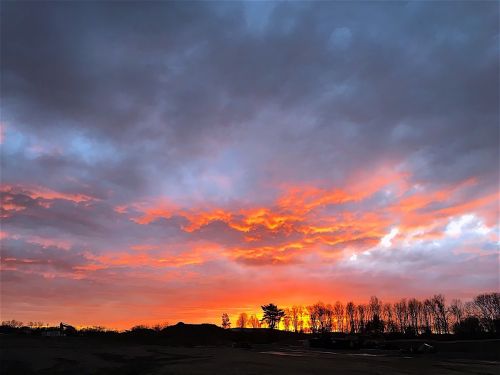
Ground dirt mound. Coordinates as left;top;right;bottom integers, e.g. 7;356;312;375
160;322;231;346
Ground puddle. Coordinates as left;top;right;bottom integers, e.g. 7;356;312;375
261;350;387;358
260;351;305;357
311;351;339;355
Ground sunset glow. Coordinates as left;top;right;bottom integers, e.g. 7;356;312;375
1;1;498;330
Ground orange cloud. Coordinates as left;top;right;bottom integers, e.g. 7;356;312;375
127;199;179;224
2;184;95;204
182;209;233;232
130;244;160;251
85;245;216;270
228;241;305;265
119;172;497;268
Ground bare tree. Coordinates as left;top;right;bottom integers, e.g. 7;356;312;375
290;305;303;332
422;298;434;334
382;303;396;333
221;313;231;329
308;302;335;333
357;304;366;333
432;294;449;334
1;320;23;328
464;300;479;317
324;304;334;333
394;299;408;333
283;308;291;331
248;315;261;328
333;301;345;332
236;312;249;328
27;321;45;328
152;322;169;332
473;292;500;332
346;301;356;333
307;304;320;334
408;298;421;335
449;299;465;327
368;296;382;321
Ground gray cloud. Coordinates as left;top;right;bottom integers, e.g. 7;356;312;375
2;2;497;199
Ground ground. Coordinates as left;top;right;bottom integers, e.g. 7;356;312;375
1;336;499;374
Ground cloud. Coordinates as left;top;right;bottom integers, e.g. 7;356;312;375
1;1;498;327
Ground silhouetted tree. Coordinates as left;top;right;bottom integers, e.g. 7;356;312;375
324;304;334;333
368;296;382;321
1;320;23;328
357;304;367;333
308;302;334;333
130;325;154;335
453;316;483;336
283;308;291;331
27;321;45;328
346;301;356;333
248;315;261;328
464;300;478;317
394;299;408;333
407;298;421;335
307;304;320;333
290;305;304;332
432;294;449;334
221;313;231;329
473;292;500;332
236;313;248;328
261;303;285;330
152;322;169;332
382;303;396;333
422;298;434;334
333;301;344;332
449;299;464;327
366;314;384;334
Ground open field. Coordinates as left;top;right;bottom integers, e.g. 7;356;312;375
1;335;499;374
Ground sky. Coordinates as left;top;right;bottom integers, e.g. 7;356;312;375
1;1;499;329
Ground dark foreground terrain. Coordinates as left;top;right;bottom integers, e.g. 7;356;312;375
1;335;499;375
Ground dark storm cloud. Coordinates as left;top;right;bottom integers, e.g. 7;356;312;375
1;1;242;155
3;147;149;201
2;0;498;237
2;1;497;195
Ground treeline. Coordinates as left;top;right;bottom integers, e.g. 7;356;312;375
2;292;498;338
0;320;172;335
0;320;116;335
228;292;500;336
